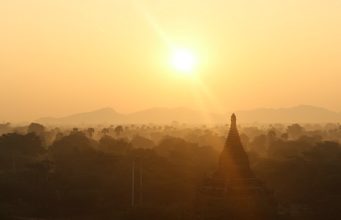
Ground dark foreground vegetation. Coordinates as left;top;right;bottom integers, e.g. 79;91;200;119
0;122;341;219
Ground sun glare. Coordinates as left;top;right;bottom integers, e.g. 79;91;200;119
171;48;197;74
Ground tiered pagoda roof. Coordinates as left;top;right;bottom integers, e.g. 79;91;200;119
217;113;254;181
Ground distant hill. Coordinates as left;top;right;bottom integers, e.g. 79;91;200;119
37;108;125;125
235;105;341;123
36;105;341;125
126;107;223;124
36;107;224;125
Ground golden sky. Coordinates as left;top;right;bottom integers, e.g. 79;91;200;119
1;0;341;122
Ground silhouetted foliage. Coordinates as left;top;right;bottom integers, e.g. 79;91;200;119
0;133;45;170
0;123;341;219
99;135;132;154
28;122;45;135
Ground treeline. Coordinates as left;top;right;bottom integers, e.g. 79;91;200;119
0;124;218;219
0;122;341;219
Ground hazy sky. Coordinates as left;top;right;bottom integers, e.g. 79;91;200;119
1;0;341;122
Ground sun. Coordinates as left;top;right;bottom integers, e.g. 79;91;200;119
170;48;197;74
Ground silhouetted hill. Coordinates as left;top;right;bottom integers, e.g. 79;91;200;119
36;105;341;125
37;108;125;125
235;105;341;123
37;107;223;125
127;107;223;124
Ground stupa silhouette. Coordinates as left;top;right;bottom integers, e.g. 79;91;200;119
195;114;277;220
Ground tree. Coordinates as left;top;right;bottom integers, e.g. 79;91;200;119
287;123;305;139
114;125;124;136
27;123;45;135
49;131;97;173
101;128;109;136
131;135;155;149
0;133;45;171
87;127;95;138
99;135;132;155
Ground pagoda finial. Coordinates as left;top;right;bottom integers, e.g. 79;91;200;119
231;113;237;126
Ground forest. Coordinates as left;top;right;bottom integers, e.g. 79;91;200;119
0;121;341;219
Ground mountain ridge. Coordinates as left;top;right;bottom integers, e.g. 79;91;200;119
36;105;341;125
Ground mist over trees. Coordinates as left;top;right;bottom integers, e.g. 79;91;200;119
0;121;341;219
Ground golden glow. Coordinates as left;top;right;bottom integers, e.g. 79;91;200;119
170;48;197;74
1;1;341;121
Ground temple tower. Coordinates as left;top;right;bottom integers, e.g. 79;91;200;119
217;113;254;180
196;114;277;220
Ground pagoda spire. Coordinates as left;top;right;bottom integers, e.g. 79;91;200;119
218;113;254;180
196;114;278;220
226;113;242;148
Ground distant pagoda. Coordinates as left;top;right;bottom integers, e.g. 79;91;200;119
195;114;277;220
